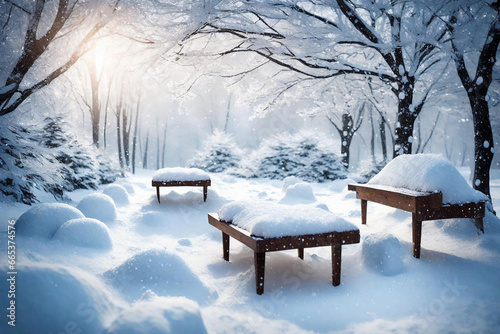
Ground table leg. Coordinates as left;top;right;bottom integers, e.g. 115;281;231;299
254;252;266;295
361;199;367;225
298;248;304;260
203;186;208;202
475;217;484;233
331;244;342;286
223;232;230;261
412;213;422;258
156;187;161;203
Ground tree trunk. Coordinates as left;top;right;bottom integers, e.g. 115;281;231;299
369;107;375;163
116;109;124;170
122;108;131;167
89;61;100;148
143;131;149;169
467;95;494;199
131;96;140;174
393;78;416;157
341;114;353;169
161;124;168;168
379;119;387;161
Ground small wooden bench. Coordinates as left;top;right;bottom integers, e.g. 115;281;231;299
152;180;211;203
152;167;211;203
348;184;485;258
208;213;360;295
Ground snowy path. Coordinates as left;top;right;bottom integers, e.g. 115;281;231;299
1;170;500;333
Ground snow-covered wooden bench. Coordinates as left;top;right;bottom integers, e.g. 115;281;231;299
348;184;485;258
348;154;488;259
152;168;211;203
208;201;360;295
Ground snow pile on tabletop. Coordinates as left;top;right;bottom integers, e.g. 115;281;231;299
0;264;122;333
279;182;317;204
217;200;358;238
15;203;84;239
103;249;216;304
53;218;113;249
104;292;207;334
77;193;117;222
103;184;130;206
152;167;210;182
368;154;489;204
361;233;406;276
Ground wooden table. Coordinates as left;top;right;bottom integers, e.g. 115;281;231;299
152;180;211;203
348;184;485;258
208;213;360;295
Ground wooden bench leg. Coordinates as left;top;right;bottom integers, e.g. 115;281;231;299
475;217;484;233
361;199;367;225
203;186;208;202
156;186;161;203
412;213;422;259
254;252;266;295
223;232;230;261
331;244;342;286
298;248;304;260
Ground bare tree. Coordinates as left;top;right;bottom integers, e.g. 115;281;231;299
325;103;365;169
182;0;449;157
0;0;121;116
448;1;499;202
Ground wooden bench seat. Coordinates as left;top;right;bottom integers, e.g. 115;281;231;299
348;184;485;258
208;213;360;295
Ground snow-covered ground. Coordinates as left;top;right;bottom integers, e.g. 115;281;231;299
1;168;500;333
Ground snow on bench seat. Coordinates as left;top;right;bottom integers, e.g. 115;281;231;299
368;154;488;205
209;201;360;294
152;167;210;183
152;168;211;203
217;200;357;239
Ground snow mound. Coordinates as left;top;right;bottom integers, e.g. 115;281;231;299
103;184;130;206
16;203;84;240
140;211;167;227
361;234;406;276
53;218;113;249
103;249;215;304
218;200;358;238
152;167;210;182
0;264;121;334
77;193;117;222
279;182;317;204
115;180;136;194
282;176;302;192
369;154;488;204
104;294;207;334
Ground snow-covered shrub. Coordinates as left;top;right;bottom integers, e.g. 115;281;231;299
0;264;121;334
243;131;347;182
41;117;99;191
103;184;130;206
16;203;85;240
190;130;243;173
53;218;113;249
357;159;388;183
0;117;119;204
103;249;215;304
0;125;66;204
105;294;207;334
77;194;117;223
